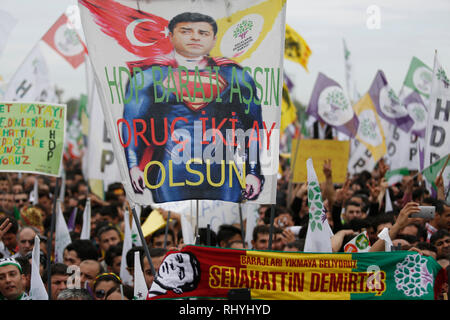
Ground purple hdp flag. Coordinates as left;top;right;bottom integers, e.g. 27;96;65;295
307;72;359;137
369;70;415;132
402;91;427;138
67;207;78;232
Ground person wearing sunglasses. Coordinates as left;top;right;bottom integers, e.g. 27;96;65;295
13;193;29;210
93;273;122;300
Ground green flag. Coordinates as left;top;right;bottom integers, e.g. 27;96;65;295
402;56;433;98
421;153;450;201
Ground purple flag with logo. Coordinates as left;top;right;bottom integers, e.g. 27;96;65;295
307;72;359;137
369;70;415;132
402;91;427;138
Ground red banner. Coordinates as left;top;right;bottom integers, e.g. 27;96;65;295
147;245;445;300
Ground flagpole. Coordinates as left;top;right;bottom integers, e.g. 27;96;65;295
195;200;199;240
46;177;60;300
267;204;276;250
163;211;171;250
238;203;245;247
438;154;450;179
206;224;211;246
130;206;155;276
287;137;302;206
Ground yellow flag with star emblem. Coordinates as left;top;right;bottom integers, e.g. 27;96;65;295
285;24;311;71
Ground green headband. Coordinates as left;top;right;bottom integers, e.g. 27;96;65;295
0;258;23;274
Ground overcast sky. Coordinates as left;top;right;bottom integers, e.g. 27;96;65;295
1;0;450;105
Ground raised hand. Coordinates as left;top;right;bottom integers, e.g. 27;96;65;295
0;218;12;239
323;159;332;180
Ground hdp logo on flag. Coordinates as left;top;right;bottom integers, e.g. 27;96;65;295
42;13;87;69
307;72;359;138
343;231;371;253
402;56;433;99
369;70;415;133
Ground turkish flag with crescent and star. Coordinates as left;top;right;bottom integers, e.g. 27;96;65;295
41;13;87;69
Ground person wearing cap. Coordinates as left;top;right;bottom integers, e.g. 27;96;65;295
0;257;29;300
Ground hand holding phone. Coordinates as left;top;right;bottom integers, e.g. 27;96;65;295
410;206;435;219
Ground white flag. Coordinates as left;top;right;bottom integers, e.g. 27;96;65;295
84;82;121;195
304;158;334;253
343;39;360;104
0;10;18;57
377;227;393;252
424;52;450;167
348;138;375;175
133;251;148;300
3;44;57;102
180;213;195;245
59;168;66;203
54;200;71;263
80;198;91;240
343;231;371;253
29;235;48;300
120;208;133;286
385;188;393;213
29;178;39;205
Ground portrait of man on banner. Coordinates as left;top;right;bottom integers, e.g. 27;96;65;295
147;251;201;299
120;12;265;203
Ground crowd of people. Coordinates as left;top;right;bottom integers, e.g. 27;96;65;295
0;153;449;300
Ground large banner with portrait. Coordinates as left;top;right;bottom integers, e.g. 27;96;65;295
79;0;286;205
147;246;444;300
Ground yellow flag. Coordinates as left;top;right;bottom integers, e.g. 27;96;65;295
281;82;297;132
88;179;104;199
210;0;286;63
141;209;167;238
284;24;311;71
353;93;387;162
